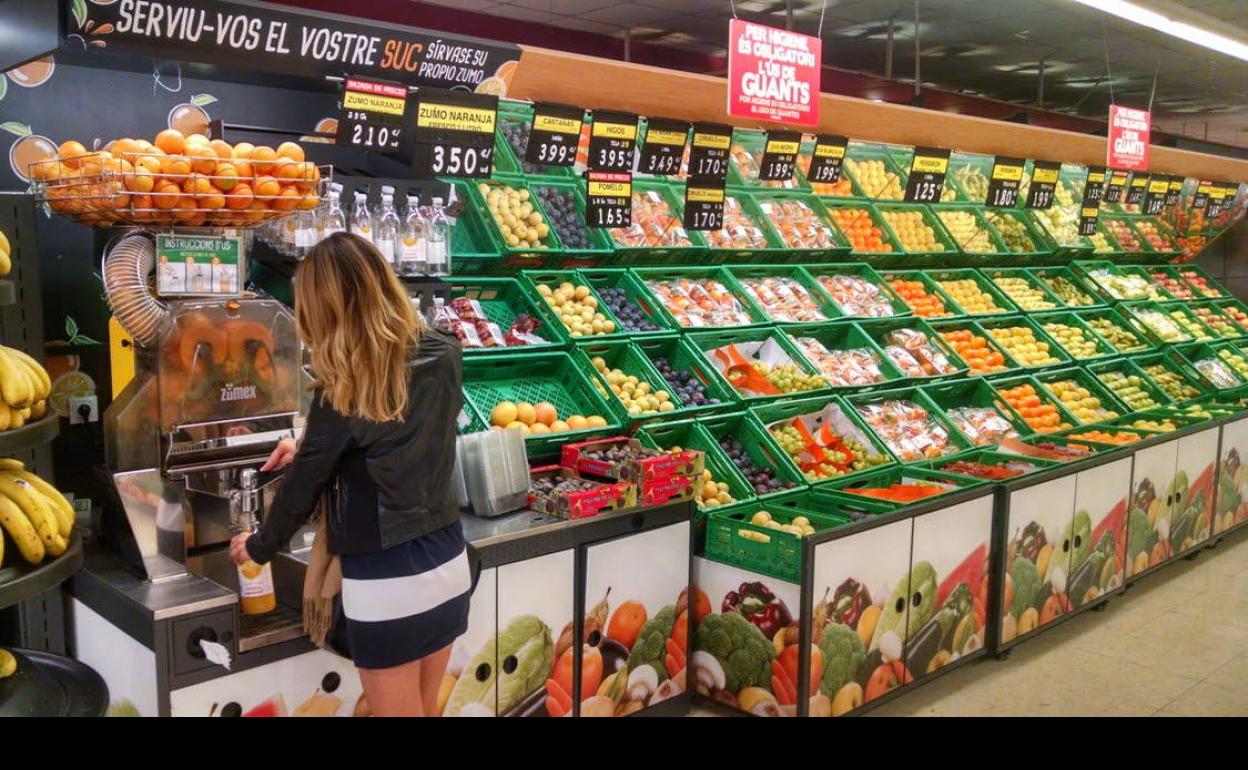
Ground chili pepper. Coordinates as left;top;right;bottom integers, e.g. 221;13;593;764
830;577;872;629
722;581;793;641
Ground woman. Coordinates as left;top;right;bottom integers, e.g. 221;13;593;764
230;232;468;717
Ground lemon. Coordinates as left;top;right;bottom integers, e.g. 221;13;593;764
47;370;95;418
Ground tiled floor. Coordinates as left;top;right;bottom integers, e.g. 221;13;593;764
693;527;1248;717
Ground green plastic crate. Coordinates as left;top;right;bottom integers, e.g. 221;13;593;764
448;183;504;274
447;277;568;354
1124;216;1184;261
856;316;970;381
979;267;1064;313
877;269;964;319
705;503;846;582
1086;358;1174;412
1072;260;1165;303
602;178;708;263
692;189;791;264
800;263;912;319
1186;300;1247;341
726;264;843;324
926;448;1063;480
1033;366;1130;425
684;326;831;404
698;411;808;500
938;153;993;205
1032;310;1118;362
875;204;961;267
1098;216;1156;262
723;128;810;190
928;317;1026;377
932;206;1010;260
460;350;621;457
526;179;616;259
494;105;578;181
1173;342;1248;391
846;386;976;463
519;269;634;341
770;488;898;523
925;268;1018;317
575;268;668;336
635;419;754;508
1131;351;1210;403
631;266;768;330
1174;264;1228;299
990;372;1081;435
749;191;851;262
1143;265;1201;301
1118;265;1179;301
751;393;895;484
1211;297;1248;335
841;144;910;202
981;208;1055;264
922;377;1034;445
976;315;1073;371
1074;307;1152;354
466;178;564;261
571;338;683;426
1027;207;1096;261
1119;301;1206;346
1029;266;1105;309
781;321;906;392
631;334;736;416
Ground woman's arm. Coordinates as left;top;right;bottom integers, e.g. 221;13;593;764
244;396;352;564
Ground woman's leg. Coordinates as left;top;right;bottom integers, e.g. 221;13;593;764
418;643;453;716
357;658;425;717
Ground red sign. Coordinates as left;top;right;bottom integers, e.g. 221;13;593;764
1107;105;1151;171
727;19;821;127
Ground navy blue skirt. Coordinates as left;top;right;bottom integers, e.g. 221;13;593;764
340;523;472;670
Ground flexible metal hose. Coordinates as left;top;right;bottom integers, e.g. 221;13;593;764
102;231;168;348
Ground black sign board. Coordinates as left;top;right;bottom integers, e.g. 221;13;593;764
1079;205;1100;237
407;89;498;178
904;147;952;203
74;0;521;91
336;76;406;153
687;122;733;181
683;177;727;231
1193;180;1214;211
805;135;849;185
587;110;639;173
985;156;1025;208
585;171;632;228
1083;166;1107;205
759;131;802;182
1143;176;1170;215
1125;174;1147;206
1165;177;1184;207
525;102;583;167
1104;169;1129;203
1209;183;1236;218
638;118;690;176
1026;160;1061;210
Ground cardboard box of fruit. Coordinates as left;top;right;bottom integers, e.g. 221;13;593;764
528;465;637;520
561;436;704;483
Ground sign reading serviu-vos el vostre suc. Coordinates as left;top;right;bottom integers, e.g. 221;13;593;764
70;0;521;91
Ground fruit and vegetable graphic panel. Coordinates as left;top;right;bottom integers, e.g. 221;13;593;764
808;518;914;716
581;521;691;716
1172;428;1218;552
1067;457;1132;611
169;649;363;717
1215;417;1248;536
438;567;498;716
907;495;995;682
999;475;1077;647
1125;440;1180;578
691;556;802;717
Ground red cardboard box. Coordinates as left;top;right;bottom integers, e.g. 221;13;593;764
528;465;636;520
561;437;704;484
639;472;697;507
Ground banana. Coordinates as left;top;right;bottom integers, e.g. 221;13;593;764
0;401;10;432
0;348;30;408
0;476;57;550
29;400;45;420
0;493;43;563
0;458;23;471
0;248;10;277
8;407;23;429
0;649;16;679
1;347;50;400
5;471;72;538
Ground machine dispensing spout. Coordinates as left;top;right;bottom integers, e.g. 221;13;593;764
231;468;261;533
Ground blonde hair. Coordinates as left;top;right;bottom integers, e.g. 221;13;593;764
294;232;420;422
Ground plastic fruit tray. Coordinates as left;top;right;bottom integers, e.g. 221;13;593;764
1085;358;1176;412
630;334;737;417
603;178;708;263
527;179;616;259
1031;310;1119;362
1073;307;1153;354
631;266;768;330
781;321;906;392
975;314;1073;371
928;317;1025;378
447;277;569;354
979;267;1064;313
691;189;790;264
571;337;682;426
878;269;964;320
520;269;634;342
750;392;896;484
749;190;851;262
846;386;976;463
1029;266;1106;309
855;316;970;382
1032;366;1130;426
705;502;847;583
925;268;1017;317
799;263;911;319
575;268;668;337
725;264;844;324
684;326;831;405
990;372;1081;435
465;177;564;262
921;377;1034;445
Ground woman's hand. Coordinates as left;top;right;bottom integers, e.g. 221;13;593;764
261;437;298;472
229;532;254;566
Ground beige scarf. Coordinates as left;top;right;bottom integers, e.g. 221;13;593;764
302;511;341;648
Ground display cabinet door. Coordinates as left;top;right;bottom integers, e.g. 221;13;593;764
1125;439;1180;578
1215;416;1248;537
1068;456;1133;611
439;566;498;717
809;518;915;716
493;550;575;717
583;521;691;717
1173;427;1220;553
999;475;1077;646
169;648;362;717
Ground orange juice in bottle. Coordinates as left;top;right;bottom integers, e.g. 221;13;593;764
238;556;277;615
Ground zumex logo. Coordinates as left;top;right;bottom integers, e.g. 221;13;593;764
221;384;258;402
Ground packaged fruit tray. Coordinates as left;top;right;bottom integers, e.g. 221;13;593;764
1032;367;1128;426
926;448;1064;482
604;179;708;262
921;377;1033;446
630;334;736;417
875;204;960;266
751;394;894;483
635;419;755;510
1073;307;1153;354
468;178;563;261
781;321;906;391
841;143;909;202
812;464;988;509
698;412;808;500
1072;261;1169;303
725;264;843;324
847;386;975;463
855;317;969;382
932;206;1009;259
925;268;1017;317
527;179;615;258
461;350;620;457
521;270;634;341
1173;264;1227;299
630;266;767;330
991;374;1079;435
1097;216;1156;261
705;502;847;582
442;277;568;355
572;338;684;425
684;326;830;404
929;318;1023;377
979;268;1064;313
1173;342;1248;391
494;103;579;180
879;270;963;319
982;208;1054;263
1129;351;1209;404
691;189;790;263
749;191;850;261
799;263;911;319
1118;301;1206;346
822;203;905;261
1085;358;1175;413
975;315;1072;371
1187;300;1248;341
575;268;667;336
1211;298;1248;336
1032;311;1118;362
1029;267;1105;309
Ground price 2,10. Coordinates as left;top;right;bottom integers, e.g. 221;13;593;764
351;123;400;150
590;206;630;228
430;144;493;177
534;142;575;165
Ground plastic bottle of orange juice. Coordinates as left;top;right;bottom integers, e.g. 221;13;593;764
235;470;276;615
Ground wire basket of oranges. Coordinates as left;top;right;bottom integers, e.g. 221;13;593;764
28;129;327;228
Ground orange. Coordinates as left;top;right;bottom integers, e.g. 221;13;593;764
244;199;269;222
131;194;154;221
253;175;280;199
296;192;320;211
198;190;226;210
276;141;305;163
183;133;210;148
533;402;557;426
124;167;155;193
161;154;192;179
208;139;234;159
183;174;214;197
154;129;186;155
272;186;300;211
183;212;209;228
272;157;299;181
231;142;255;160
250;146;277;174
58;140;89;168
186;144;217;175
110;138;141;161
135;154;163;175
175;202;201;222
294;162;320;191
225;182;253;210
231;159;253;178
153;181;181;209
213;162;239;191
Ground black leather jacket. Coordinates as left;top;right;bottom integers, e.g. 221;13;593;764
246;329;463;563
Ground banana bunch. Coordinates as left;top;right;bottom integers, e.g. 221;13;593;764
0;458;73;566
0;345;49;430
0;649;14;679
0;229;10;276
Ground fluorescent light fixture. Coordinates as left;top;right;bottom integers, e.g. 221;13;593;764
1069;0;1248;62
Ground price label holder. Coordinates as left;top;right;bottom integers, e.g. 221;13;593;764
985;156;1025;208
1104;169;1129;203
1125;174;1147;206
687;122;733;181
408;88;498;178
1083;166;1107;205
1208;183;1232;218
1193;180;1214;211
758;131;801;182
1165;177;1184;207
683;177;727;231
1079;205;1100;237
904;147;951;203
1026;160;1061;210
1144;176;1169;215
337;76;407;153
804;134;849;185
638;118;689;176
526;102;583;167
587;110;639;172
585;171;632;228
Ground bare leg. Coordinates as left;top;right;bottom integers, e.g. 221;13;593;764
419;643;453;716
358;658;425;717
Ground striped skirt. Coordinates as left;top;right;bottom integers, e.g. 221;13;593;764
340;522;472;670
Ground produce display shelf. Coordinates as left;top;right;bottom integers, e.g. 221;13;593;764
1032;310;1120;362
704;501;847;583
1028;266;1106;309
684;326;832;405
0;414;60;455
781;320;908;393
799;263;913;319
0;532;82;611
978;267;1065;313
922;376;1035;447
603;178;708;263
846;385;977;463
750;393;896;484
925;267;1018;318
726;264;844;324
630;266;770;331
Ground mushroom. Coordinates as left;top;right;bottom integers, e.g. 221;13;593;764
651;674;684;704
627;664;659;703
878;630;902;663
691;651;725;695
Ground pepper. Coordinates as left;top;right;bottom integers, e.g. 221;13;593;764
829;577;872;630
722;581;793;641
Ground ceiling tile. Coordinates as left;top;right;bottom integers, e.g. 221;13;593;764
419;0;499;9
490;5;570;23
504;0;617;12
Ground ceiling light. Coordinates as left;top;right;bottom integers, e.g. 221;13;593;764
1069;0;1248;62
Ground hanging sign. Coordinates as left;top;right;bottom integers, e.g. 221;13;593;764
687;123;733;180
638;118;690;176
526;102;583;167
1165;177;1184;207
336;76;406;153
1143;176;1170;215
1104;169;1129;203
726;19;821;127
683;177;727;231
587;110;638;173
1208;183;1234;218
904;147;951;203
585;171;632;228
1025;160;1061;210
1124;173;1147;206
985;156;1025;208
408;89;497;178
758;131;802;182
1083;166;1107;205
1193;180;1215;211
805;135;849;185
1107;105;1151;171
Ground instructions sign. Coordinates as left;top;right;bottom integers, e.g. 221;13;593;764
156;234;242;297
727;19;820;127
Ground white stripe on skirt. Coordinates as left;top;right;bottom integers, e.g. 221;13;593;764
341;549;472;623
